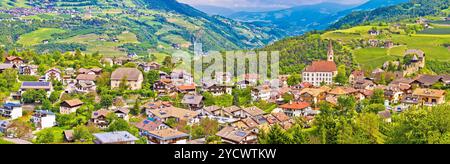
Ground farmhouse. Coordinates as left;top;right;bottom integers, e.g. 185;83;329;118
60;99;84;114
111;68;143;90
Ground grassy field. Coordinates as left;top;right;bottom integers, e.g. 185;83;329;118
392;34;450;61
418;25;450;34
322;24;450;70
58;32;140;56
0;138;14;144
17;28;66;46
353;48;400;70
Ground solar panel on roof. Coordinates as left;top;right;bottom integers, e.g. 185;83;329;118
94;112;98;116
144;120;150;124
235;131;247;137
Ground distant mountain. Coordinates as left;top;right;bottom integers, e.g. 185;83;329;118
229;3;356;36
330;0;448;29
0;0;284;54
228;0;413;36
191;5;237;16
350;0;410;11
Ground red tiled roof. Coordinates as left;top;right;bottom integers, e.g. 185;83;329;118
280;102;310;110
177;84;196;91
304;61;337;72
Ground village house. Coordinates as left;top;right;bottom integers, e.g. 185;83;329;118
384;86;405;104
19;64;38;75
222;106;243;119
63;130;74;142
401;95;420;107
146;107;200;125
0;64;15;73
78;68;102;75
19;81;53;97
236;79;253;89
75;80;96;93
241;74;259;85
181;94;204;111
76;74;97;84
135;119;169;136
111;68;144;90
146;128;189;144
31;110;56;130
279;102;312;117
170;69;193;86
216;126;257;144
202;105;222;116
0;120;10;134
153;79;176;94
368;29;380;36
4;56;24;66
368;39;379;47
297;87;328;105
114;108;130;121
215;72;233;84
353;79;376;90
412;74;441;88
378;110;392;123
176;84;196;94
59;99;84;114
232;118;258;131
0;102;22;119
143;101;172;110
412;88;446;106
93;131;139;144
139;62;161;72
91;109;111;129
302;40;337;86
252;85;272;101
384;40;394;48
349;70;365;85
241;106;265;118
203;82;233;96
45;68;62;82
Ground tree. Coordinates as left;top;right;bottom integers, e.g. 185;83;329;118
371;89;385;104
118;76;129;91
100;94;113;108
130;98;141;116
363;104;385;113
49;91;61;103
263;124;291;144
107;119;130;132
73;125;93;142
124;62;137;68
282;93;294;103
287;73;302;86
289;125;310;144
335;65;348;85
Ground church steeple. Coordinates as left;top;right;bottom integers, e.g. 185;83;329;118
327;40;334;62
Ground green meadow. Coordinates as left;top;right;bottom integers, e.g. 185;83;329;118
17;28;66;46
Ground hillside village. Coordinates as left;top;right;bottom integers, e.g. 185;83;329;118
0;33;448;144
0;0;449;145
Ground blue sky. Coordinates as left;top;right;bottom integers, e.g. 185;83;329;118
178;0;368;10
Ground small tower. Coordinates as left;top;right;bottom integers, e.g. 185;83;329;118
327;40;334;62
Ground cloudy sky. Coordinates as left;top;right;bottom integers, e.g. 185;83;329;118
178;0;368;10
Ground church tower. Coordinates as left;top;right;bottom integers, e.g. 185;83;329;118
327;40;334;62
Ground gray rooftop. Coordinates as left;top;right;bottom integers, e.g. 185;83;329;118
93;131;139;144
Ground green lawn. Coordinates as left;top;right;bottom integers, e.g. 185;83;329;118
17;28;66;46
353;48;400;70
392;34;450;61
0;138;14;144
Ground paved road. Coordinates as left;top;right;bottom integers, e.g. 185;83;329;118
1;137;32;144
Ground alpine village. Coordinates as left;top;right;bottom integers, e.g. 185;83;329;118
0;0;449;144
